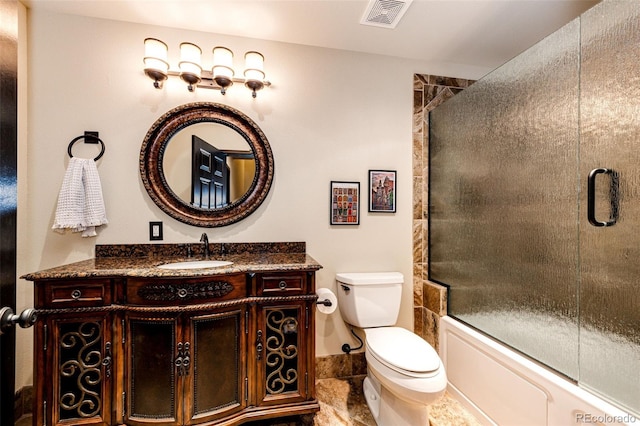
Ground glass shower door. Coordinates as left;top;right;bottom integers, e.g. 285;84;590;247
429;17;582;379
578;0;640;413
430;0;640;416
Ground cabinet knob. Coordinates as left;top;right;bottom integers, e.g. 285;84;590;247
278;281;287;290
71;289;82;299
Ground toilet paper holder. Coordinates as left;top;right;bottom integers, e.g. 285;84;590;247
315;288;337;314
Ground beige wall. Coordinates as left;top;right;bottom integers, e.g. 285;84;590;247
14;8;488;388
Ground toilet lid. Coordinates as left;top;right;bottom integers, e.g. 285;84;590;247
365;327;440;374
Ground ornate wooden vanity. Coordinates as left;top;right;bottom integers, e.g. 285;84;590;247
23;242;321;426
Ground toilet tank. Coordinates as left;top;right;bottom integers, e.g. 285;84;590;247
336;272;403;328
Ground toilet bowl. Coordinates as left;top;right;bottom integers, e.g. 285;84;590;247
363;327;447;425
365;327;447;404
335;272;447;426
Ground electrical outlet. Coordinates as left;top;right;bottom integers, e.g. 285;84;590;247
149;221;163;241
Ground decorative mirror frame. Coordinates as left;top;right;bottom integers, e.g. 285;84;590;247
140;102;274;227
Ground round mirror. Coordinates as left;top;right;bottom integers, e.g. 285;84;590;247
140;102;274;227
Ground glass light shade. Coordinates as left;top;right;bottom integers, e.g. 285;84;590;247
144;38;169;86
212;47;234;77
145;38;168;63
212;47;235;93
144;57;169;74
244;51;264;98
179;42;202;87
244;51;265;97
243;51;265;81
180;42;202;69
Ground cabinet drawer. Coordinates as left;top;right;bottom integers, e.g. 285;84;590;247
43;280;111;307
258;272;307;295
127;273;248;305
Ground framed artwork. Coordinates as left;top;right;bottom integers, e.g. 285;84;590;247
330;181;360;225
368;170;396;213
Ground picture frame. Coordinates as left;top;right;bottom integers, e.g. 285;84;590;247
368;170;396;213
330;181;360;225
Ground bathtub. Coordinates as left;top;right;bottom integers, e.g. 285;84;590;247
439;316;638;426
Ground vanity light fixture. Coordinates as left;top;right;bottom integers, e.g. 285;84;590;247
212;46;234;95
143;38;270;97
143;38;169;89
179;42;202;91
244;51;265;98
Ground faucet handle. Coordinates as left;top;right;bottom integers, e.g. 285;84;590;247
199;233;210;259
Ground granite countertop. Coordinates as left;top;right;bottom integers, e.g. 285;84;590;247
22;242;322;281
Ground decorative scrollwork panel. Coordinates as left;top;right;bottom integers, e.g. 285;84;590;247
58;321;104;420
264;308;300;395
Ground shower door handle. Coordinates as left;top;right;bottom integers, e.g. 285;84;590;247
587;168;618;227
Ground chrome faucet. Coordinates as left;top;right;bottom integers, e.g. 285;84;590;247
199;233;209;259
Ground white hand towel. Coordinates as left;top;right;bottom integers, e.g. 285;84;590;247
52;157;108;237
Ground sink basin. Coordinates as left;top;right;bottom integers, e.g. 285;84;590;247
157;260;234;270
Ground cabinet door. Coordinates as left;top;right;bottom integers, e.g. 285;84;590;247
125;307;248;426
183;306;248;424
42;313;113;425
125;313;181;426
255;301;311;406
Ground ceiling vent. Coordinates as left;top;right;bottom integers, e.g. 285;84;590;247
360;0;414;29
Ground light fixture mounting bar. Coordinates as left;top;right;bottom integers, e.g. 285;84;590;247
166;70;271;91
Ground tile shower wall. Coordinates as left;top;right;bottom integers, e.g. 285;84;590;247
412;75;474;350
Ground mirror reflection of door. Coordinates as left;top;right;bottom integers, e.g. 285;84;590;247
192;135;229;209
163;122;257;209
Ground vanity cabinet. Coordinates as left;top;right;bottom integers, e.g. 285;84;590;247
28;268;319;426
32;279;115;425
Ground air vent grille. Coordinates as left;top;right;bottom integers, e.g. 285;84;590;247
361;0;413;29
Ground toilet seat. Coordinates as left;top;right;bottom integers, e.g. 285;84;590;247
365;327;440;377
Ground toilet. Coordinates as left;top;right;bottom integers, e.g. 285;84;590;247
336;272;447;426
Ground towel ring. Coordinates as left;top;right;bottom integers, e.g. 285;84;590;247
67;135;106;161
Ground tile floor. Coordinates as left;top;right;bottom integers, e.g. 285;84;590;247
15;378;481;426
315;377;481;426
